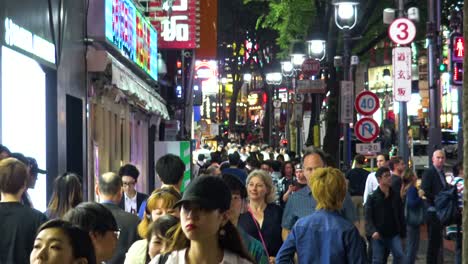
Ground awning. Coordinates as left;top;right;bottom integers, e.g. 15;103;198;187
87;49;169;119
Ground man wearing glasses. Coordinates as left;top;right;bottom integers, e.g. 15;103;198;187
118;164;148;215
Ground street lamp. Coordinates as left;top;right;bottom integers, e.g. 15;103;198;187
305;31;326;148
290;40;306;69
333;0;359;30
265;62;282;147
334;0;359;171
288;41;306;157
307;31;327;61
281;61;295;151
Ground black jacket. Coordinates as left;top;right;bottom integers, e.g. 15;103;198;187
118;191;148;213
421;165;447;206
102;203;140;264
365;187;405;238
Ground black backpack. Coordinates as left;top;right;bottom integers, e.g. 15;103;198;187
434;180;462;225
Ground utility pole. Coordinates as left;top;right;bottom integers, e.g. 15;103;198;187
397;0;409;164
342;29;351;171
427;0;442;157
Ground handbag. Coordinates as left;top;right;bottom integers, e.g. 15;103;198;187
405;192;426;226
248;208;270;257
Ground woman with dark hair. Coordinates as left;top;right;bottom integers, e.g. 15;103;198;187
147;215;180;261
30;219;96;264
401;168;423;264
150;176;254;263
46;173;83;219
278;161;295;207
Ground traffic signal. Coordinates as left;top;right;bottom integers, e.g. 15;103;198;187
452;34;464;61
450;33;464;85
453;62;463;84
439;62;448;72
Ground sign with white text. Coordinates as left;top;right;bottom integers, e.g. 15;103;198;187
148;0;198;49
340;81;354;123
392;47;412;102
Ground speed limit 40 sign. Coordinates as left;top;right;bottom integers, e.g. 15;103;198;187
355;90;380;116
388;18;416;45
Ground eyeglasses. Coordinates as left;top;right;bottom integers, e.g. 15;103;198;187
123;181;136;187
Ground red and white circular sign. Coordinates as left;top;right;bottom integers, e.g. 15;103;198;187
355;117;380;143
301;58;320;77
388;18;416;45
355;90;380;116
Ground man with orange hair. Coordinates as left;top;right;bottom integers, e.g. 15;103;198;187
276;167;366;263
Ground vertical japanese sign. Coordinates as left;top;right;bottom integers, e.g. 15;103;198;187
340;81;354;123
149;0;198;49
392;47;412;102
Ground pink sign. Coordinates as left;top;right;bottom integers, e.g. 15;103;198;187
149;0;198;49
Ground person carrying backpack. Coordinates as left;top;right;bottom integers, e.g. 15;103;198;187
421;149;448;264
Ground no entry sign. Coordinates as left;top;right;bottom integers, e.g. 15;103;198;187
355;117;379;142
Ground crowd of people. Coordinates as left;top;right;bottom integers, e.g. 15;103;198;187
0;141;464;264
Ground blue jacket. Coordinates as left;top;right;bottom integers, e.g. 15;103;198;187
276;210;366;264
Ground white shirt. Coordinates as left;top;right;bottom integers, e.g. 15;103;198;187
124;193;138;214
363;171;379;205
149;248;253;264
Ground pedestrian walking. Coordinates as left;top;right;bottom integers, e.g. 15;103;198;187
402;168;425;264
365;167;406;264
421;150;447;264
150;176;254;263
276;167;366;263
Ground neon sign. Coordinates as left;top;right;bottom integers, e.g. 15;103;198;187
148;0;198;49
105;0;158;80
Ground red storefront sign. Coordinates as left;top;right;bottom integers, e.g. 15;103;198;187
148;0;198;49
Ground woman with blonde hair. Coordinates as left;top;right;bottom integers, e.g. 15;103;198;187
150;176;254;263
276;167;366;263
239;170;283;263
45;172;83;219
125;187;181;264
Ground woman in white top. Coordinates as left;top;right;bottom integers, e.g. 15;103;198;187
150;176;254;264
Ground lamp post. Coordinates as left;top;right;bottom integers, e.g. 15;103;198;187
290;40;306;157
306;32;327;148
281;61;294;151
265;62;283;147
333;0;359;171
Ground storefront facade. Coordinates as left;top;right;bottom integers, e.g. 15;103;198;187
87;0;169;196
0;0;87;211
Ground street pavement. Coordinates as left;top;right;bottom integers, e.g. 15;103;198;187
385;224;456;263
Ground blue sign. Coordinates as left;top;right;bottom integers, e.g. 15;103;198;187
105;0;158;80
